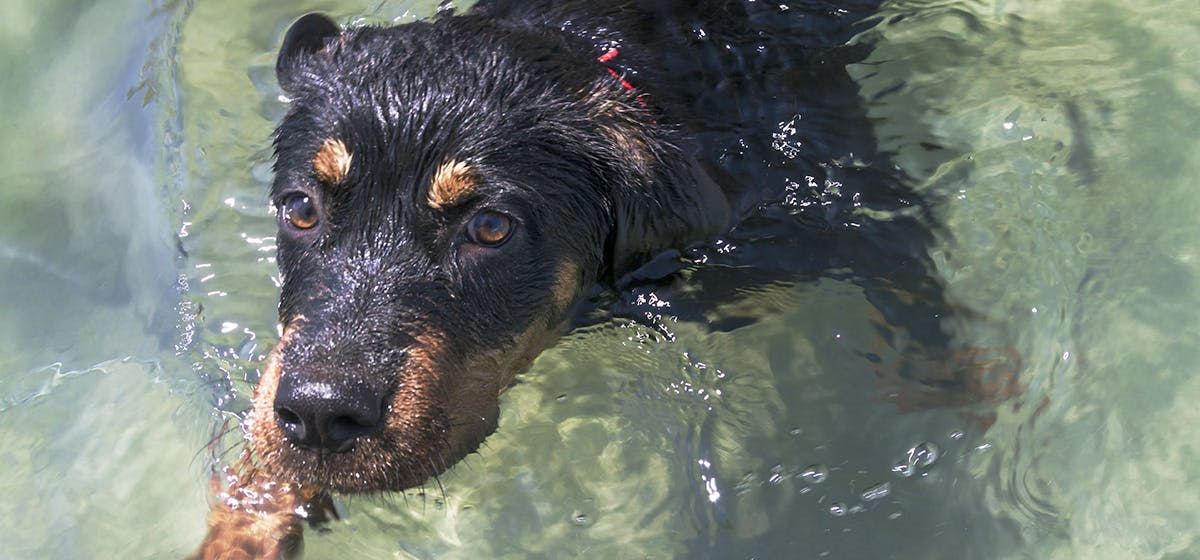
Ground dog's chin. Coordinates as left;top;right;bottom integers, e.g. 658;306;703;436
247;426;455;494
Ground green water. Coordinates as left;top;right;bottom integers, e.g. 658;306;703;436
1;0;1197;558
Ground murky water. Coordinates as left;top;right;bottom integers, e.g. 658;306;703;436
1;0;1198;558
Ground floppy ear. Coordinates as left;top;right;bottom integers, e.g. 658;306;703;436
607;150;732;284
277;13;341;93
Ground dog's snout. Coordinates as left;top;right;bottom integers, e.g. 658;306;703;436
274;373;386;453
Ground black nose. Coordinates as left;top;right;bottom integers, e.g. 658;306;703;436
273;373;386;453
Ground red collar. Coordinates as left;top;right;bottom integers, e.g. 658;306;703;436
597;47;648;108
598;48;636;93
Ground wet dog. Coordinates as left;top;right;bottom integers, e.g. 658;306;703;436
248;0;929;496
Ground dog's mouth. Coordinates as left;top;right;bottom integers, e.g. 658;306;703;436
246;324;503;494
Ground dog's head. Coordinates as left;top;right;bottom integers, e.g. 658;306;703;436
248;13;729;493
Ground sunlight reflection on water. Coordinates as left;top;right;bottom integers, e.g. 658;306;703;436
1;0;1199;558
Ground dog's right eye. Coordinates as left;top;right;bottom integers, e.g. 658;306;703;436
280;194;319;230
466;211;514;247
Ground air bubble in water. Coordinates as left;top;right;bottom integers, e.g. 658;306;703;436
892;442;940;478
799;464;829;484
911;442;939;467
829;502;847;516
572;513;588;525
861;482;891;502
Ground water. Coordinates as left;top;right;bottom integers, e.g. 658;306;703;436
1;0;1197;558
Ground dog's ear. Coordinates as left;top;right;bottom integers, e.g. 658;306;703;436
607;151;732;283
277;13;341;93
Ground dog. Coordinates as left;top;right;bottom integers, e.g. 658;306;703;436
192;1;987;556
188;3;983;554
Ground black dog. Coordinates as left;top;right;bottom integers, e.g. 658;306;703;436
247;0;939;497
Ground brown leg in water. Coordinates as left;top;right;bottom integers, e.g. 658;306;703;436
866;307;1022;424
189;455;334;560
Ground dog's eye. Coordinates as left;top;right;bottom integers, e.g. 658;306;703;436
281;194;319;230
466;211;513;247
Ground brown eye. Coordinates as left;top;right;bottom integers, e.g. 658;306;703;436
466;211;513;247
281;194;318;230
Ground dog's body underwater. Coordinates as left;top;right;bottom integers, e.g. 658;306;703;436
189;2;972;556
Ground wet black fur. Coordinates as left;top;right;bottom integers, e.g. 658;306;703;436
263;0;946;493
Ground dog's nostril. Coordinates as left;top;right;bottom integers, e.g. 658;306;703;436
274;405;307;441
275;406;301;425
328;412;382;452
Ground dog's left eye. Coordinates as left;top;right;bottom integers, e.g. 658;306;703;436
466;211;514;247
280;194;319;230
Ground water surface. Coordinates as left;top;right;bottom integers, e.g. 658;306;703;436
1;0;1197;558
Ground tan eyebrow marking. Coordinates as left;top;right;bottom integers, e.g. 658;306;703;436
427;159;476;209
313;138;352;185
